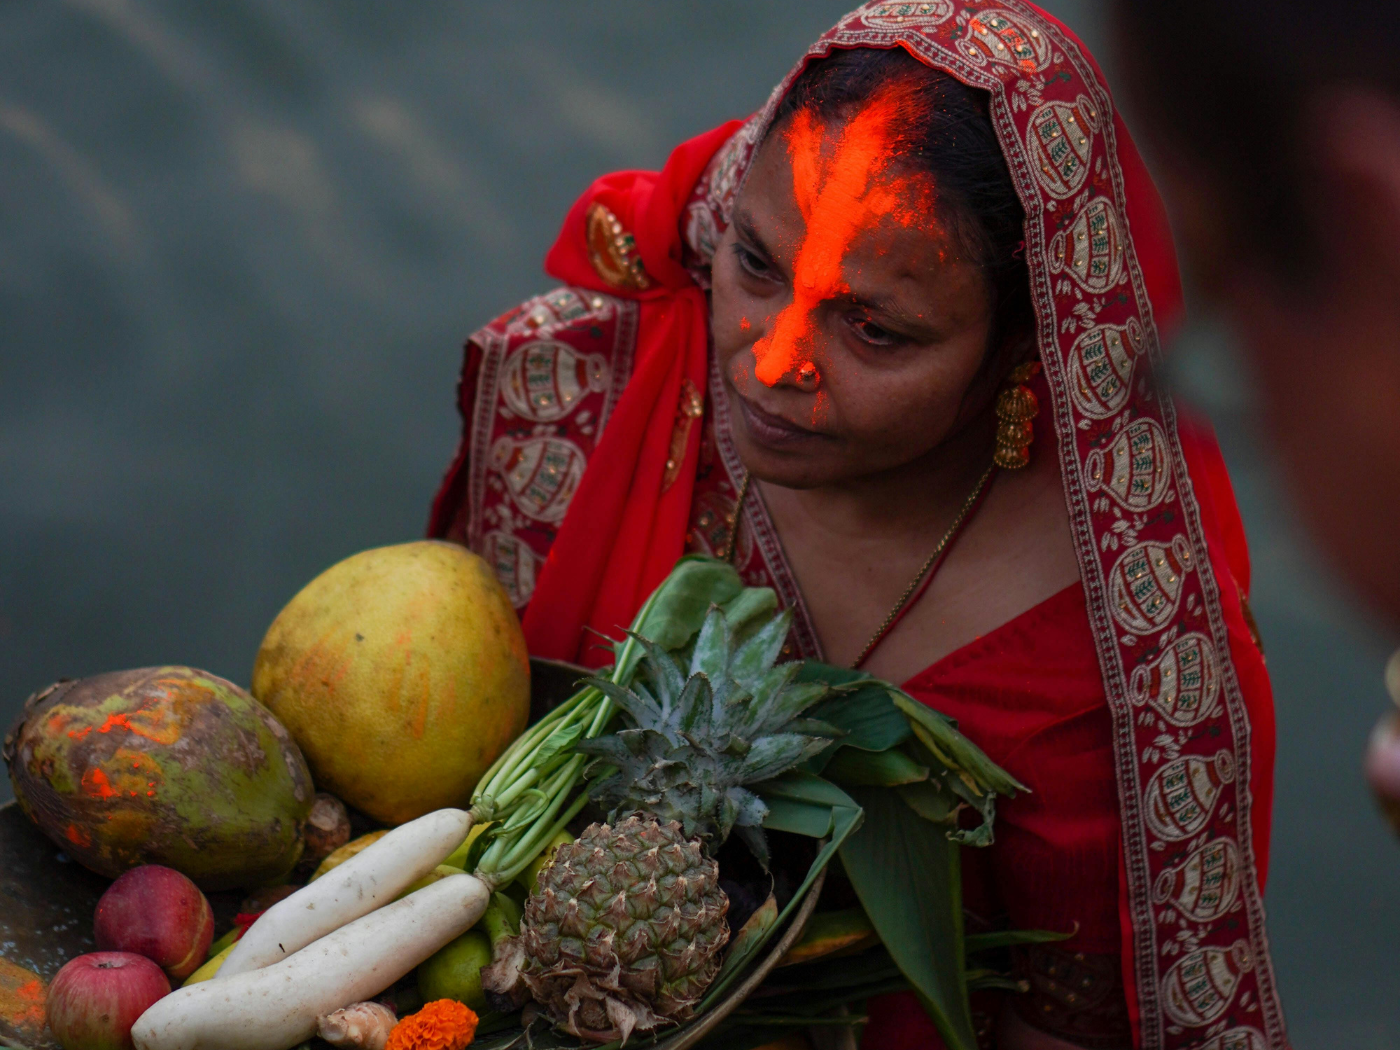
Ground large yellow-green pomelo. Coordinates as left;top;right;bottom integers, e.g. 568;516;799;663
251;540;529;825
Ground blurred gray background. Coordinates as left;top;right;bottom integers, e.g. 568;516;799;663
1;2;1394;1045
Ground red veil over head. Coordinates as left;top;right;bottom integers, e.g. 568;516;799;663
430;4;1286;1047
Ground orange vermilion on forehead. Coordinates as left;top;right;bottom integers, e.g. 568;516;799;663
752;83;932;387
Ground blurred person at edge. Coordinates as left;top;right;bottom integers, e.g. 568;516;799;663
1111;2;1400;824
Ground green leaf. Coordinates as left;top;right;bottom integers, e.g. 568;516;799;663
760;796;838;838
717;894;778;981
723;787;768;841
583;676;661;728
760;944;904;993
965;927;1071;953
739;733;825;782
628;555;744;652
751;682;831;737
674;672;714;735
792;660;872;689
689;605;732;683
774;906;879;968
461;820;498;870
897;779;960;825
890;689;1027;795
639;635;688;710
798;664;912;754
723;588;782;646
823;747;929;787
729;612;789;692
840;785;977;1050
756;770;861;810
696;775;864;1012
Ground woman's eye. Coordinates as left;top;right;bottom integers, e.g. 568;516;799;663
733;244;777;282
847;315;904;347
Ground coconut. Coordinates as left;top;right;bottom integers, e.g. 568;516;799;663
3;667;312;890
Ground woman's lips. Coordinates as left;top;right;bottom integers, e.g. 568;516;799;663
735;394;826;450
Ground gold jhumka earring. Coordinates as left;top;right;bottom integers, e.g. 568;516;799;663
993;360;1042;470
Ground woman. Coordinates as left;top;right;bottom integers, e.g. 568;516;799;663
429;4;1287;1049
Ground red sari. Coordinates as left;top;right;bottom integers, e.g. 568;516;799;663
429;4;1287;1048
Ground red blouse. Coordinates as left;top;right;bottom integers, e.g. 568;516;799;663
871;582;1129;1048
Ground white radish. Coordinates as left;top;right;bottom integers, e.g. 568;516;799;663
219;807;471;979
132;873;490;1050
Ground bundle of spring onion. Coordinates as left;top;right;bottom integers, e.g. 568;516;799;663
465;556;784;894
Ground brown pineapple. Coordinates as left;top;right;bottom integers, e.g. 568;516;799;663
517;816;728;1041
485;605;837;1043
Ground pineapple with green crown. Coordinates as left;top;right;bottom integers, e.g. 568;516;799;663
486;604;837;1043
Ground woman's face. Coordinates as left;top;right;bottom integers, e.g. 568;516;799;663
711;105;1000;490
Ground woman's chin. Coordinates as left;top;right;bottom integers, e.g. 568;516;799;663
730;424;837;491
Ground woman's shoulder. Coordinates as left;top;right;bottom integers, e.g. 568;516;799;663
428;284;642;588
468;286;635;351
455;283;643;454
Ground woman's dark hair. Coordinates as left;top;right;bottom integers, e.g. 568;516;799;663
768;47;1034;373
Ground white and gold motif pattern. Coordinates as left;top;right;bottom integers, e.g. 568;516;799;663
1153;837;1241;922
1050;198;1128;293
1027;95;1100;198
958;8;1052;71
1109;536;1194;635
1130;632;1221;727
500;341;610;423
1161;942;1253;1028
1144;751;1235;842
482;529;541;608
1086;416;1171;511
1068;320;1143;420
505;286;614;337
490;435;587;524
1193;1028;1267;1050
861;1;954;27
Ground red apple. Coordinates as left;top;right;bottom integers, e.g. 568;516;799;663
94;865;215;980
46;952;170;1050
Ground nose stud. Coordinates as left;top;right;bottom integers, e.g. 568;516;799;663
796;362;820;391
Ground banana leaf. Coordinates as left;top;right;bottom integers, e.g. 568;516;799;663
966;928;1071;953
797;664;911;761
797;663;1026;847
700;772;863;1006
840;784;977;1050
822;746;929;787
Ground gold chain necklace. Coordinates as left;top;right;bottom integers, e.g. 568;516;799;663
722;465;996;667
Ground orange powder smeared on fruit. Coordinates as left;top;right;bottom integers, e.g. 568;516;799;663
753;84;934;387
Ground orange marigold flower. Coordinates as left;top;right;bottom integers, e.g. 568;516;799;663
384;999;479;1050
